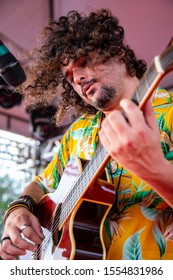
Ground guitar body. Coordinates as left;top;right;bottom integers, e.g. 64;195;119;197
33;157;115;260
69;199;112;260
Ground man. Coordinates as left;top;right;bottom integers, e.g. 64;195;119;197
0;9;173;260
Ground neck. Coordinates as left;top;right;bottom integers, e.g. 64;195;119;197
103;77;140;114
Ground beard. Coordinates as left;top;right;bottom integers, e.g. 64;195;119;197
91;86;117;111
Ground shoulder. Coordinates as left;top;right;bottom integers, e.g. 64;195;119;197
59;110;102;147
58;111;102;160
66;111;102;133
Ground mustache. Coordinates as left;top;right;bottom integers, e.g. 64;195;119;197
81;78;97;96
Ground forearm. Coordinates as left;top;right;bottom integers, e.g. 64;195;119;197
3;182;45;224
20;182;46;204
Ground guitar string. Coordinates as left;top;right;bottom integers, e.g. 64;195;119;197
35;147;106;257
36;145;108;258
34;153;102;257
34;145;107;258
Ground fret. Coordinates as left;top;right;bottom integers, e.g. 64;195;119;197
159;45;173;70
132;62;158;105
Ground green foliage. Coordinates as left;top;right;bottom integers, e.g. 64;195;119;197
122;228;144;260
0;174;20;237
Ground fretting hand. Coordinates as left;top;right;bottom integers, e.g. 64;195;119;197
99;98;168;182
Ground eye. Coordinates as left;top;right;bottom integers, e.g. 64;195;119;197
69;76;74;84
64;71;74;84
78;57;88;67
68;73;74;84
81;59;87;67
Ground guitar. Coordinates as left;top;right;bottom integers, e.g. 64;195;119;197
33;39;173;260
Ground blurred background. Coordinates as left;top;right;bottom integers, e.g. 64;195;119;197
0;0;173;237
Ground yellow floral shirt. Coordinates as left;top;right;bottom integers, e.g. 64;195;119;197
34;88;173;260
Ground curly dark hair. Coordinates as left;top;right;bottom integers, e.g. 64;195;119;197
21;8;147;123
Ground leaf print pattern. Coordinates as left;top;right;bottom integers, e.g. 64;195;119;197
122;228;144;260
157;114;173;160
80;141;95;160
151;88;170;103
160;129;173;161
141;206;157;221
132;179;148;192
71;128;88;140
131;190;152;205
156;209;173;242
152;224;166;258
140;189;162;208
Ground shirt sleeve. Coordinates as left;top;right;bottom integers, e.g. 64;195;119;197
32;111;102;193
33;129;71;193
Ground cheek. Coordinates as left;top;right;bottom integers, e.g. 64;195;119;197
73;84;82;97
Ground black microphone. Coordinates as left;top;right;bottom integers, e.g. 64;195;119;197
0;39;26;87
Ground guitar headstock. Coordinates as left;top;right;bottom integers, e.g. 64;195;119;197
132;36;173;109
167;37;173;47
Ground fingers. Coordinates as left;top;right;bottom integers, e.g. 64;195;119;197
20;216;45;245
99;98;154;160
101;98;151;137
120;98;157;129
99;99;138;145
0;236;26;260
119;98;146;128
13;216;44;247
142;99;159;130
0;208;45;260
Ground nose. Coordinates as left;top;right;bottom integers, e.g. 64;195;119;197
73;67;87;85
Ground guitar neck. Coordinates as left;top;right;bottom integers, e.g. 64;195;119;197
132;44;173;109
59;144;108;228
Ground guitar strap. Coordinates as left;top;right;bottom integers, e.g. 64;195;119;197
98;111;124;220
107;167;123;220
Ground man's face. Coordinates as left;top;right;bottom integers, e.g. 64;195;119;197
62;52;137;113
